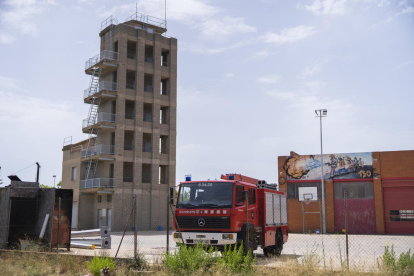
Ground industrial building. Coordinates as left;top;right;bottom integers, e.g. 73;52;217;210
62;12;177;231
278;150;414;235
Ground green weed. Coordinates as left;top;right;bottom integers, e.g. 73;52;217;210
86;253;116;276
163;243;218;275
378;245;414;275
129;251;149;270
217;242;256;275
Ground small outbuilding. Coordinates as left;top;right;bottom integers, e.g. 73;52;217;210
0;181;73;250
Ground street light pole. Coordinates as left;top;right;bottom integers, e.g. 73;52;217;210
315;109;327;234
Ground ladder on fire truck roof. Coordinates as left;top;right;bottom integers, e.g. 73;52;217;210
256;180;286;192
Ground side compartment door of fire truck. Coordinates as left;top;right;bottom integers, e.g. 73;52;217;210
235;185;257;248
265;192;288;245
247;187;259;230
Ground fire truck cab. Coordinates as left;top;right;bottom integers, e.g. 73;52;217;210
173;174;288;256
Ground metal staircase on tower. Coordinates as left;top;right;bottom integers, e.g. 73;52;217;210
84;16;117;185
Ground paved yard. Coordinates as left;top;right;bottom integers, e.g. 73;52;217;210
66;231;414;270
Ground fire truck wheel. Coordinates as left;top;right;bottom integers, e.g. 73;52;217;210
275;231;283;256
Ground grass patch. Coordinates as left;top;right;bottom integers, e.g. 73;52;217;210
86;253;116;276
378;245;414;275
163;243;218;275
217;243;256;275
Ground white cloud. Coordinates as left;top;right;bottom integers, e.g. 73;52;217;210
224;73;234;78
400;6;414;14
393;60;414;70
99;0;220;23
0;75;24;91
0;90;85;186
181;39;254;55
305;80;327;92
302;63;323;77
256;74;282;84
261;25;317;45
0;0;54;43
245;50;277;62
301;58;331;78
266;90;298;99
95;0;255;53
298;0;348;15
369;4;414;29
197;16;256;41
0;32;15;44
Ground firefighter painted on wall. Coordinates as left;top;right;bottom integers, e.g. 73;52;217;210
328;154;338;178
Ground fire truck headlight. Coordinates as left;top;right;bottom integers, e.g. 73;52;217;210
222;234;233;240
174;233;181;239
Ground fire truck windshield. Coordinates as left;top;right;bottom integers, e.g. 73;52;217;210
177;182;233;208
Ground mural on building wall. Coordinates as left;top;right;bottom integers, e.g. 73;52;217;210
283;152;374;180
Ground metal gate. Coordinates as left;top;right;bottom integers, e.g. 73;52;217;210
334;181;376;234
383;179;414;234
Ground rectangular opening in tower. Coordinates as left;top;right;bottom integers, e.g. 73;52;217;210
127;40;136;59
160;135;168;154
142;164;151;183
159;165;168;184
143;103;152;122
161;50;169;67
123;162;133;182
126;70;136;89
124;130;134;151
160;106;169;124
143;133;152;152
144;74;153;92
161;78;169;95
125;100;135;119
145;45;153;63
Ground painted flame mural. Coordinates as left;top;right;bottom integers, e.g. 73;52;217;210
283;152;374;180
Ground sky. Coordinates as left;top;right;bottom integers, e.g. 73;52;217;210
0;0;413;187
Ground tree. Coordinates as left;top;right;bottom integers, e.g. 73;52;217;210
40;180;61;189
39;184;54;188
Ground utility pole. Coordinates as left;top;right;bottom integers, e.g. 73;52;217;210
36;162;41;183
315;110;327;234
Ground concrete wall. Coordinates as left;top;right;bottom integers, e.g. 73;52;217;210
0;187;11;249
36;189;55;245
78;194;94;229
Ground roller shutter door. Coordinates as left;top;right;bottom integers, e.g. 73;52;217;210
383;180;414;234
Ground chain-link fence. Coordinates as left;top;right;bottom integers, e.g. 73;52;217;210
1;187;413;272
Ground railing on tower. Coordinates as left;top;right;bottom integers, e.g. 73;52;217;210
85;50;119;70
81;145;115;158
80;178;114;189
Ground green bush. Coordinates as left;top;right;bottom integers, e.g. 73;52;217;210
129;251;148;270
86;253;116;276
163;243;218;275
217;242;256;275
378;245;414;275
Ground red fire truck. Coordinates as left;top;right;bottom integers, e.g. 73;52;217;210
172;174;288;256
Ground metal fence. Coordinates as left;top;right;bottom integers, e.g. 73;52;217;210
79;178;114;189
85;50;118;70
83;112;117;128
80;144;115;158
84;81;118;99
1;189;413;272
